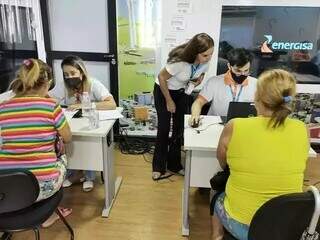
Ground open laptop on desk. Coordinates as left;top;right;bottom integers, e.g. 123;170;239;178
221;102;257;124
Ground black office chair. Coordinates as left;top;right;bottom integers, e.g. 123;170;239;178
0;170;74;240
223;186;320;240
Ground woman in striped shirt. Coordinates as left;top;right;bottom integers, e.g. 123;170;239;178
0;59;72;227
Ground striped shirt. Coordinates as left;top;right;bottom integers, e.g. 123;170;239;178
0;97;67;181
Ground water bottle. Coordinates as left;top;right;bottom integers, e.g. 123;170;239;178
81;92;91;117
88;102;99;129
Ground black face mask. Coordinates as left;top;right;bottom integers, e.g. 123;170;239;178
230;71;248;85
64;77;82;89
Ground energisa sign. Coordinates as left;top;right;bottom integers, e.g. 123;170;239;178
261;35;313;53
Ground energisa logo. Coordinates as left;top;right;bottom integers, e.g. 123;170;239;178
260;35;313;53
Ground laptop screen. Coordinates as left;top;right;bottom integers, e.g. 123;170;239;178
226;102;257;122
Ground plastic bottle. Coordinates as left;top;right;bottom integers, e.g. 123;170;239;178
81;92;91;117
89;102;99;129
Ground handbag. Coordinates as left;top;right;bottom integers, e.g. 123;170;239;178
54;134;65;158
209;166;230;215
210;166;230;192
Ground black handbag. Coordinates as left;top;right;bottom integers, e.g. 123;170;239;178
209;166;230;215
210;166;230;192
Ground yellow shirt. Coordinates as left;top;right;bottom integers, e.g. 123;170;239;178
224;117;309;225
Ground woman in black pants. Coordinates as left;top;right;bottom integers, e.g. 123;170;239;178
152;33;214;180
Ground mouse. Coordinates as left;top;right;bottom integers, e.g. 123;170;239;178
191;119;200;128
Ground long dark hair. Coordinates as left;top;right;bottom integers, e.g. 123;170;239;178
167;33;214;64
61;55;90;95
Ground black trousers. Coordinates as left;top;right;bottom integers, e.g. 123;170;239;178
152;84;186;173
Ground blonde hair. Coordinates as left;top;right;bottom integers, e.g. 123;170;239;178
255;69;296;128
61;55;91;96
10;59;52;95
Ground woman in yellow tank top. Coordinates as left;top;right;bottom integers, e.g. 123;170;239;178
211;69;309;240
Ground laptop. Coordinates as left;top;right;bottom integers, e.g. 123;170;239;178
221;102;257;124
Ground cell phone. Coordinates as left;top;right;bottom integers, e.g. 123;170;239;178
72;109;82;118
190;73;205;82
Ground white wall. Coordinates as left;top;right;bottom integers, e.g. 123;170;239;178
47;0;109;52
158;0;222;79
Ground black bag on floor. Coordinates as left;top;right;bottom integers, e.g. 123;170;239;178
209;166;230;215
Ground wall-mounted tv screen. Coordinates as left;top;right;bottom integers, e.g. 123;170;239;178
218;6;320;84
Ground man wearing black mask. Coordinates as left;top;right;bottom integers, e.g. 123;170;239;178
190;48;257;125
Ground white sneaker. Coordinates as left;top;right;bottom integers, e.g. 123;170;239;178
83;180;94;192
62;179;73;188
177;169;185;176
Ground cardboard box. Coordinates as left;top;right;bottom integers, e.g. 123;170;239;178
133;106;149;121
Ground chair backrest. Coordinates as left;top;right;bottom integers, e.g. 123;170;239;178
0;170;39;214
249;191;319;240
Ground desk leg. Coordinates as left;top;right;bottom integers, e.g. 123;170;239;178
102;130;123;217
182;150;191;236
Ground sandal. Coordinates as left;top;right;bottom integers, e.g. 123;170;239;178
167;169;185;176
83;180;94;192
41;207;72;228
152;172;161;180
152;172;174;181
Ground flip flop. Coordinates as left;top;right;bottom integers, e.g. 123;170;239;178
152;172;174;181
152;172;161;180
41;207;72;228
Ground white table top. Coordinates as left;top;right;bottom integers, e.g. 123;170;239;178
69;107;123;137
184;114;317;157
184;115;224;151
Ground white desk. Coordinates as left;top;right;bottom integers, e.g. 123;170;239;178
182;115;317;236
66;107;123;217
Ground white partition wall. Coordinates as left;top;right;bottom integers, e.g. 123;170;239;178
47;0;109;53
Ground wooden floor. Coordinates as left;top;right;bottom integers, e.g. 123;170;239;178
12;147;320;240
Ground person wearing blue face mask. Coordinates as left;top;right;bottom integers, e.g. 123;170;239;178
60;55;116;192
189;48;257;126
152;33;214;180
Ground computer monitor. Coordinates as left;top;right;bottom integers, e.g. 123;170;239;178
226;102;257;122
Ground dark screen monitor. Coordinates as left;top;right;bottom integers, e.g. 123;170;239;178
219;6;320;84
224;102;257;123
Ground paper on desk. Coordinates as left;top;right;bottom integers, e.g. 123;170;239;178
98;110;123;120
63;109;78;122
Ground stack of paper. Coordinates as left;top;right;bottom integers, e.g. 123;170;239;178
98;110;123;120
63;109;78;122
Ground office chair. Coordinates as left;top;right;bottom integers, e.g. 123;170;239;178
0;170;74;240
223;186;320;240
